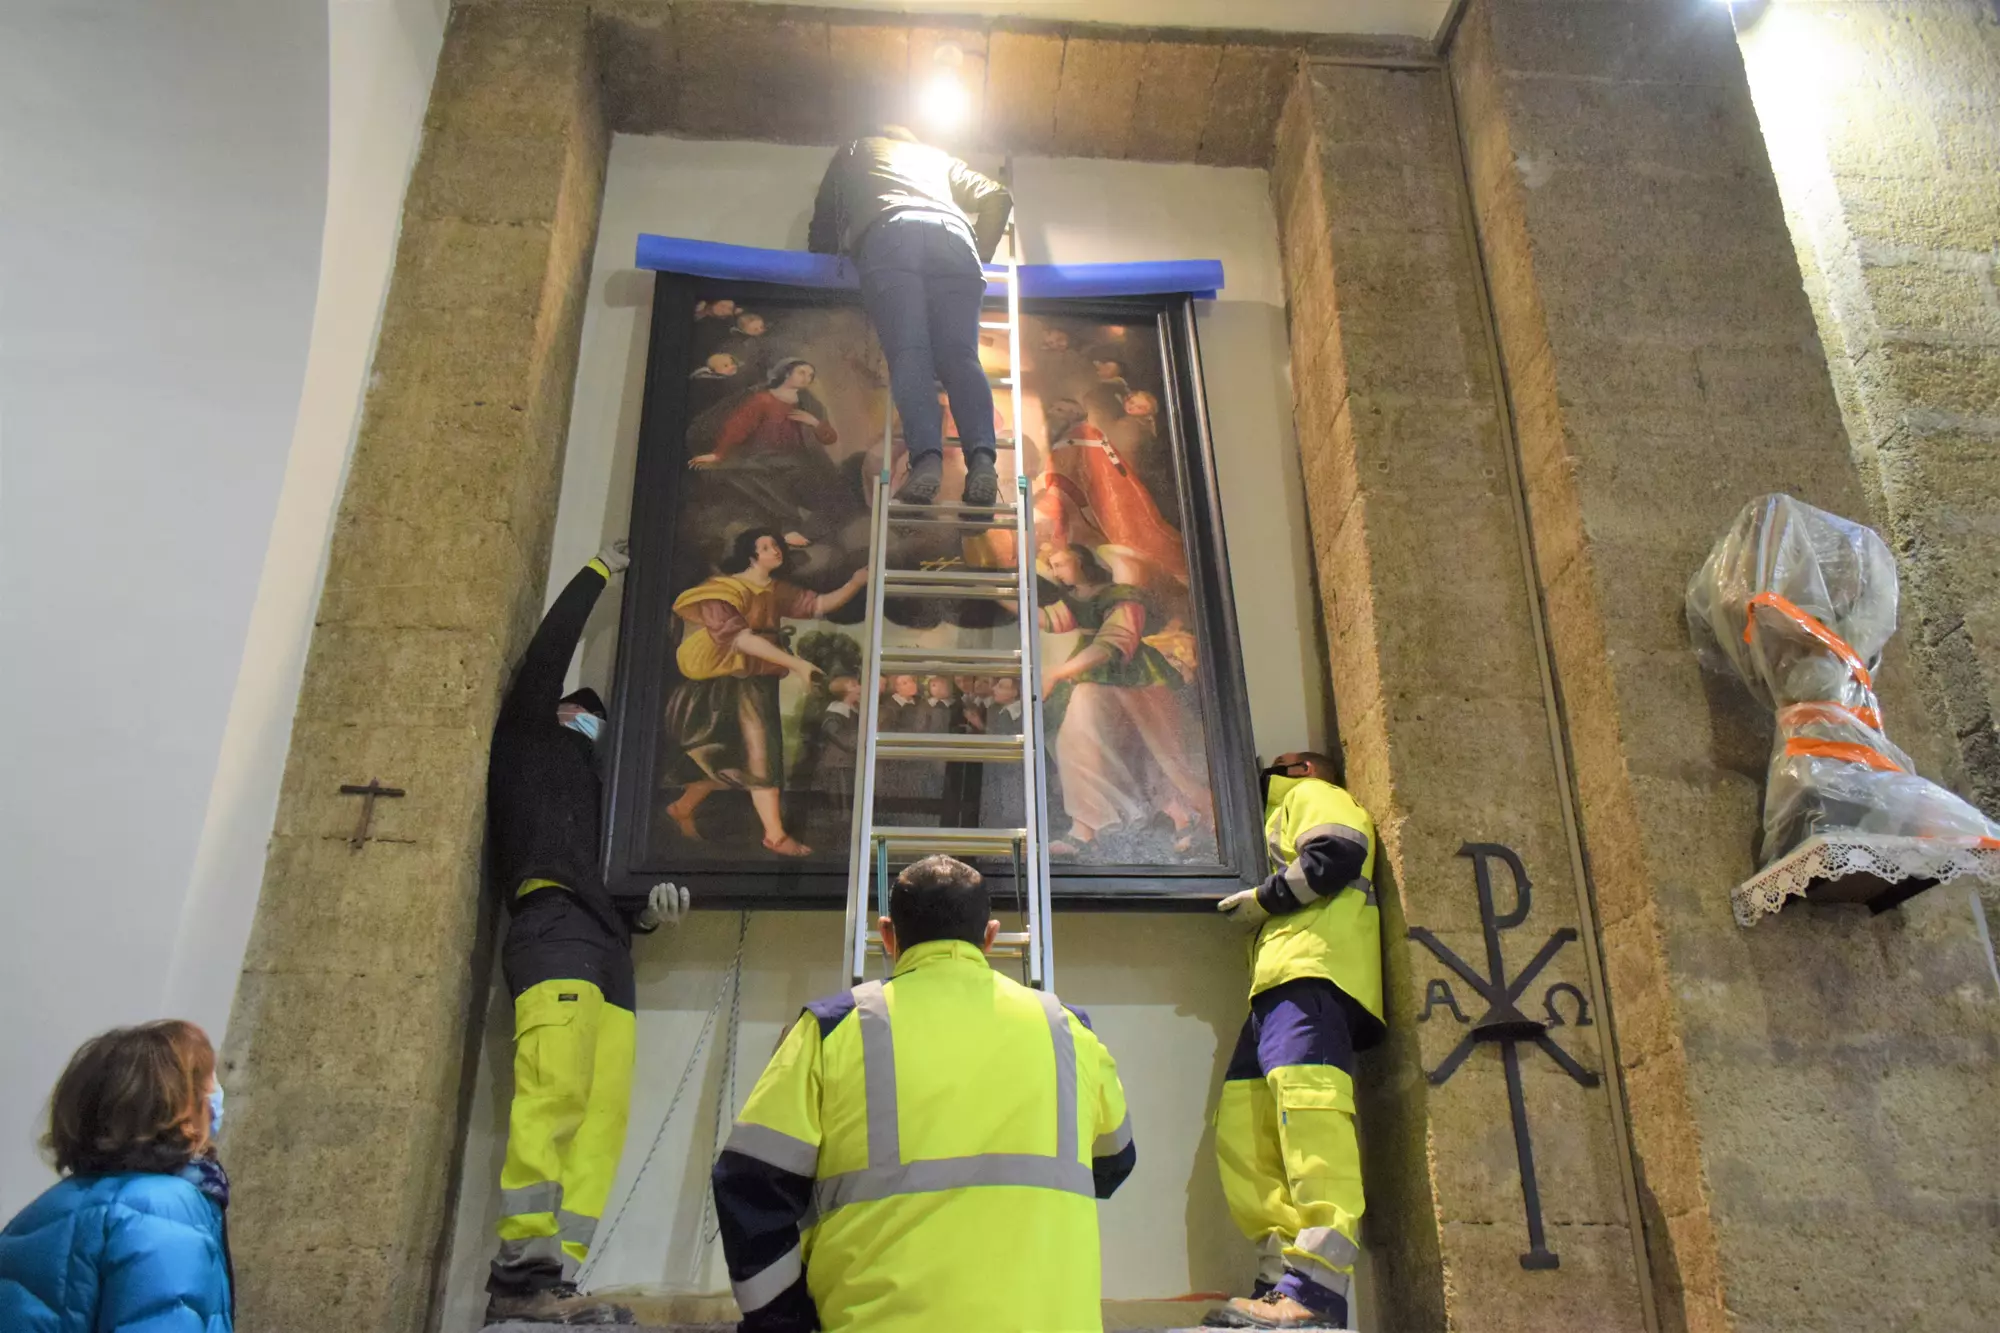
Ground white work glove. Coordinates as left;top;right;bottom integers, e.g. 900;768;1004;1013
637;881;690;930
1218;888;1270;927
597;539;631;576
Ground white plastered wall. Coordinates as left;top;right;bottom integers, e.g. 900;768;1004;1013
439;137;1353;1326
0;0;329;1215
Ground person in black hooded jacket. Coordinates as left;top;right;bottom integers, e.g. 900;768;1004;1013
484;541;690;1326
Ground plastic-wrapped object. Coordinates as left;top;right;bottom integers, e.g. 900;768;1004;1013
1686;494;2000;874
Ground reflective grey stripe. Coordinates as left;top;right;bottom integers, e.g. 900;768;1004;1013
1268;828;1286;875
1352;874;1377;906
1283;857;1321;904
499;1181;562;1217
733;1243;803;1313
854;981;898;1168
1293;1225;1360;1275
495;1235;566;1268
1256;1232;1287;1285
826;979;1091;1218
726;1121;820;1176
815;1152;1095;1214
1092;1112;1133;1158
1036;990;1079;1164
555;1210;598;1248
1294;822;1369;853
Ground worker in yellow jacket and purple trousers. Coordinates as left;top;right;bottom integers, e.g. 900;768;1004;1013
1206;751;1383;1331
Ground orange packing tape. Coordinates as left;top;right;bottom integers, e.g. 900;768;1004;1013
1745;592;1875;691
1785;738;1905;773
1779;700;1886;732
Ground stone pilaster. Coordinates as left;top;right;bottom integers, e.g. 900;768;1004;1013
1740;0;2000;815
220;7;608;1329
1451;1;2000;1328
1275;61;1650;1333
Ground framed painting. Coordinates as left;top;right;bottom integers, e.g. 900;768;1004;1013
602;273;1262;908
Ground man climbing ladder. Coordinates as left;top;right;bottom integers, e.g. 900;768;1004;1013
808;124;1012;507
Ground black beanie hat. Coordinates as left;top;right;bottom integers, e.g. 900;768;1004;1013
561;687;607;718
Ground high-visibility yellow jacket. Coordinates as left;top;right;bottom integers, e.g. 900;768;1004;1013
1251;776;1384;1044
712;939;1136;1333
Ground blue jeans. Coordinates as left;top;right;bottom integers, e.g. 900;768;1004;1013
856;214;996;467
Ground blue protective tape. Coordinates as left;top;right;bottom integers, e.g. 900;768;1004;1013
635;234;1221;300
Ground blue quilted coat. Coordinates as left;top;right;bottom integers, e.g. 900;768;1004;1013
0;1169;232;1332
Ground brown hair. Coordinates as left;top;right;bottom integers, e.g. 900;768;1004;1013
44;1020;216;1176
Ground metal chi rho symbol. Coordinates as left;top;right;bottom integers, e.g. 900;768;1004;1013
1409;842;1599;1271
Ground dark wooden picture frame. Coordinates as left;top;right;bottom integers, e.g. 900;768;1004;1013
602;272;1261;909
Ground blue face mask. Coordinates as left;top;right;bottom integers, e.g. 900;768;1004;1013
208;1085;225;1139
563;712;604;744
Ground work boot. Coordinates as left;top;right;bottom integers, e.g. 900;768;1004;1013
896;454;942;504
483;1281;634;1325
961;458;1000;508
1202;1291;1351;1330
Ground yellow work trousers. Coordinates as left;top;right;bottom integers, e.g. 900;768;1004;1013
494;978;637;1286
1215;1062;1364;1296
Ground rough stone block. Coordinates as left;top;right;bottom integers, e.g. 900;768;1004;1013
1326;230;1487;401
407;130;572;226
388;217;556;321
1315;141;1458;238
1494;67;1768;185
1860;340;2000;420
1197;44;1291;167
1390;807;1576;937
1438;1217;1646;1333
1425;1051;1632;1227
1484;0;1742;88
427;4;592;140
1862;251;2000;342
1841;167;2000;252
1307;62;1451;169
827;19;910;135
242;834;485;979
271;719;493;849
1127;38;1222;163
1353;486;1545;702
292;624;506;731
984;28;1061;154
597;4;678;133
672;1;831;142
1620;1050;1711;1224
373;303;542;408
1051;33;1145;160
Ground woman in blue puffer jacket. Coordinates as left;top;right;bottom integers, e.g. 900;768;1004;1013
0;1020;233;1332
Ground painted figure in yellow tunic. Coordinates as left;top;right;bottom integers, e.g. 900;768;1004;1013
662;527;867;857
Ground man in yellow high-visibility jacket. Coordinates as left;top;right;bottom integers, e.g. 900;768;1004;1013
712;854;1135;1331
1205;752;1383;1331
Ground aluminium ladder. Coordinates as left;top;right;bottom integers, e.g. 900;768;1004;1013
841;203;1055;990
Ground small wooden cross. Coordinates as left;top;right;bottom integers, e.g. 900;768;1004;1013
338;779;406;851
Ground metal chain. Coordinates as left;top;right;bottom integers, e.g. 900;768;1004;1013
695;917;748;1257
576;911;750;1292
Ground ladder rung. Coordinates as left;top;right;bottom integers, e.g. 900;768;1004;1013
879;647;1022;674
873;826;1028;856
886;500;1020;519
992;931;1032;946
988;376;1015;386
883;582;1019;600
876;733;1026;763
883;568;1018;589
981;320;1011;330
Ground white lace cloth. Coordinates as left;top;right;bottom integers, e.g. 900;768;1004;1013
1734;832;2000;926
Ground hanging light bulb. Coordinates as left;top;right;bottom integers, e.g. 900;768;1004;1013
919;42;968;133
